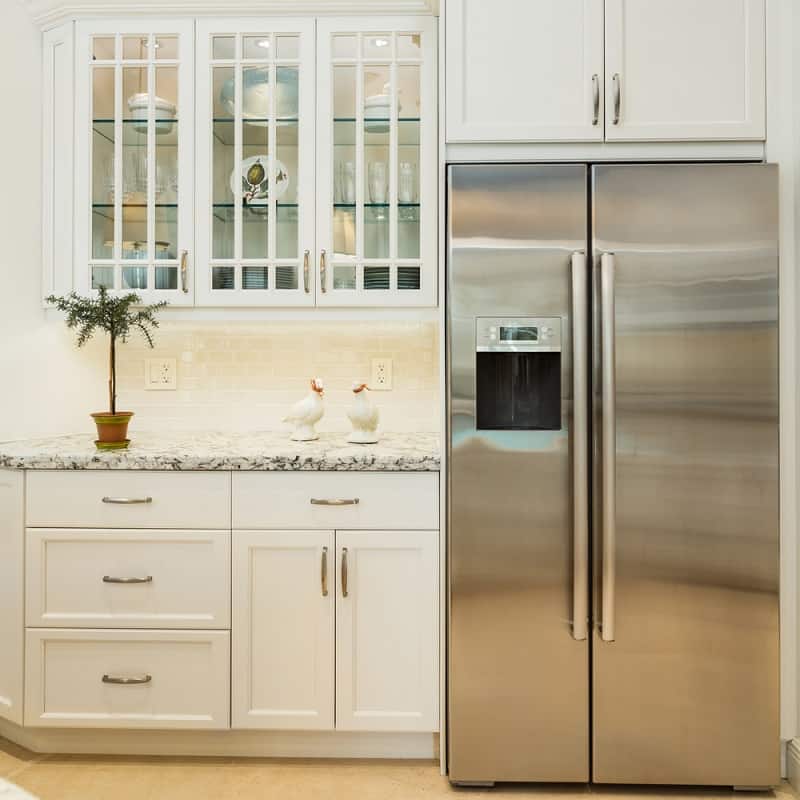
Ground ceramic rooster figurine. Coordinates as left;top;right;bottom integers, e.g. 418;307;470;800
347;382;380;444
284;378;325;441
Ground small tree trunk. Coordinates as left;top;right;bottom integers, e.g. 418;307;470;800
109;335;116;414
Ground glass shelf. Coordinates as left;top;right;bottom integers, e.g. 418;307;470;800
332;117;420;123
333;203;419;208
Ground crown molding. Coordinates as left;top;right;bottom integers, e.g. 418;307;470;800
25;0;439;28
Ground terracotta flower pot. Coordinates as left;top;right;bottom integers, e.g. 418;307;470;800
91;412;134;450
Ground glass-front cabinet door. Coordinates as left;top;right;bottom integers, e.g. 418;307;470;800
195;19;316;306
316;18;437;306
75;20;194;304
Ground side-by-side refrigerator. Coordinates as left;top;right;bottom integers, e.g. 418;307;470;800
447;163;779;786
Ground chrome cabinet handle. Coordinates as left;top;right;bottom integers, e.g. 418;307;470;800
310;498;360;506
102;497;153;505
600;252;616;642
321;546;329;597
303;249;310;293
102;674;152;685
612;73;621;125
103;575;153;584
320;249;327;293
180;249;189;293
591;74;599;126
341;547;349;597
571;252;589;642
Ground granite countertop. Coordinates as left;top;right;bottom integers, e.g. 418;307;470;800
0;431;440;472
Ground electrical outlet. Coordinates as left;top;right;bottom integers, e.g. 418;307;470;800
145;358;177;391
370;358;393;391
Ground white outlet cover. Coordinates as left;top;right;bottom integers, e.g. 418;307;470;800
370;358;393;391
145;358;177;391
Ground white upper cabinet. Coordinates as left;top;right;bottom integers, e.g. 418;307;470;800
74;20;195;304
604;0;766;141
195;19;316;306
445;0;766;144
446;0;605;142
316;18;438;305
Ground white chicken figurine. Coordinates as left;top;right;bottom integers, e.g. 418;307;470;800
347;382;380;444
284;378;325;441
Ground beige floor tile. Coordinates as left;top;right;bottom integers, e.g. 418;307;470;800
0;738;45;781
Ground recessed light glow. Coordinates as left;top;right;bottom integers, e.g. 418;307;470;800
373;37;390;48
257;39;271;49
141;38;160;49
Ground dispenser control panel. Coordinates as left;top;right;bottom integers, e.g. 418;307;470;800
476;317;562;352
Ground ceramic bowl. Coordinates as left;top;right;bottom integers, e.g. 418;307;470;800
219;68;299;125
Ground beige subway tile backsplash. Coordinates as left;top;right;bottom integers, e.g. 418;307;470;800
111;321;440;433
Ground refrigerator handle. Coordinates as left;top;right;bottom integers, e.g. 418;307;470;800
571;252;589;642
600;252;617;642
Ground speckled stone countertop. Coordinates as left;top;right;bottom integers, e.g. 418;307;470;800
0;431;441;472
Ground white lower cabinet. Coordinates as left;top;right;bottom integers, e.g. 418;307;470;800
232;530;335;730
232;528;439;733
25;629;230;729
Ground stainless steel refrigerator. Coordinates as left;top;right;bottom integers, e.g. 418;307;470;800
447;163;779;786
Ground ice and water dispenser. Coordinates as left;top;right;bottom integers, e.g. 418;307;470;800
475;317;562;431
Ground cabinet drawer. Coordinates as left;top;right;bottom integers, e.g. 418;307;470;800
25;629;230;729
232;472;439;530
26;529;231;629
26;471;231;529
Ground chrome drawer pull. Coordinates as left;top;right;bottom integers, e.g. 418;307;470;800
102;497;153;505
102;674;152;685
103;575;153;584
310;498;360;506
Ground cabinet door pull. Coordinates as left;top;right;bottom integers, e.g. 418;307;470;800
303;249;310;293
310;498;359;506
341;547;349;597
180;249;189;293
321;546;329;597
102;674;152;685
320;249;327;293
102;496;153;505
612;73;621;125
592;74;600;126
103;575;153;584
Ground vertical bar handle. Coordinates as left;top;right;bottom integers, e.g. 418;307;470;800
320;249;327;293
571;252;589;641
180;250;189;293
341;547;348;598
321;546;329;597
600;252;616;642
591;74;600;126
303;249;310;294
612;74;621;125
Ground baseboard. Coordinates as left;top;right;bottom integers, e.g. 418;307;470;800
787;739;800;790
0;719;439;760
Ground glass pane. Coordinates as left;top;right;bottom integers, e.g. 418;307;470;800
155;66;178;116
122;65;149;123
123;36;149;60
398;265;421;290
121;110;147;253
334;65;356;119
276;36;299;59
277;66;299;118
212;66;235;260
333;65;356;257
363;34;392;58
92;67;114;120
121;265;148;289
92;37;115;61
398;206;420;259
92;266;115;289
212;266;235;289
242;66;269;122
365;206;389;259
212;36;235;60
364;265;390;290
92;209;114;260
276;121;298;259
214;66;235;119
332;35;357;59
155;36;179;60
275;265;297;290
242;266;269;289
243;35;271;59
397;34;422;59
398;119;420;259
364;65;390;128
92;110;114;260
155;266;178;290
155;207;177;260
364;63;390;260
333;265;356;290
398;64;420;119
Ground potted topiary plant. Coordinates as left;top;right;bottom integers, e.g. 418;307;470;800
46;288;167;450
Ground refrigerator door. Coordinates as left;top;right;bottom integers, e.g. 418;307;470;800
591;163;779;786
447;164;589;783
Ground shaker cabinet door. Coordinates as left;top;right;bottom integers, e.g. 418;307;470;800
445;0;605;142
604;0;766;141
335;530;438;732
231;530;335;730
